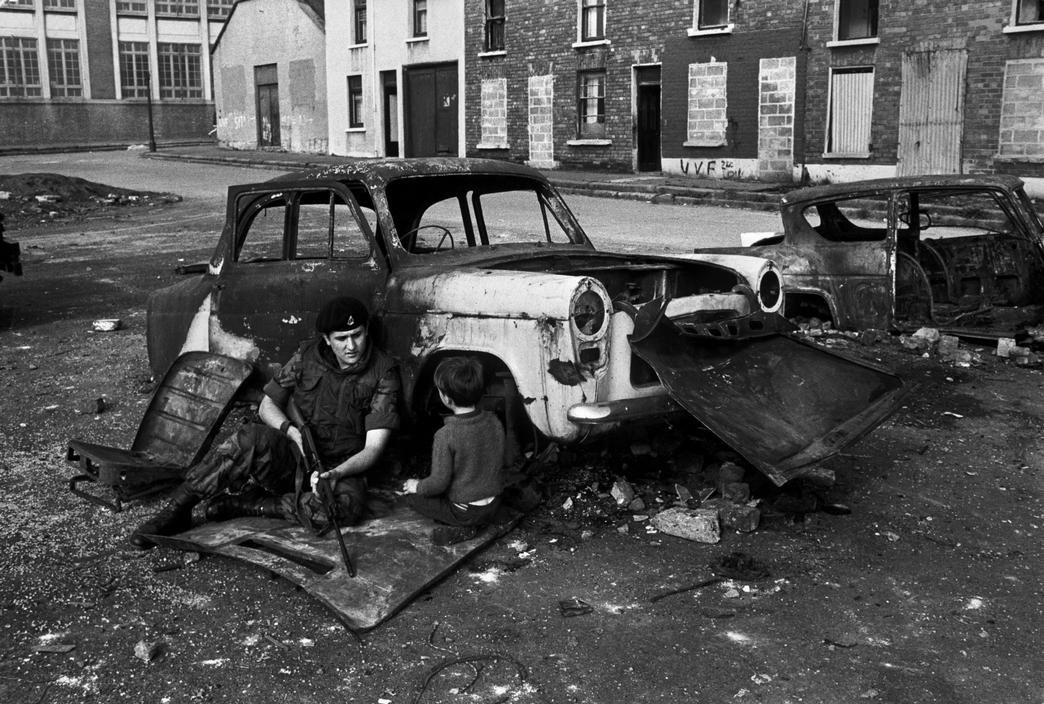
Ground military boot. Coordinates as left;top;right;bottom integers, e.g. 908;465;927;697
129;485;200;550
204;495;284;522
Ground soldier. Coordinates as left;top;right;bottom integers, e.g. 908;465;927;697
129;296;400;549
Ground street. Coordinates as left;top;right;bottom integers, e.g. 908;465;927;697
0;152;1042;704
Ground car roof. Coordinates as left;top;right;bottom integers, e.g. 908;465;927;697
266;157;548;187
782;174;1026;207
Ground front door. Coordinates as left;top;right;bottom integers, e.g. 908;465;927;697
382;70;400;157
403;63;458;157
635;66;661;172
255;64;280;148
897;48;967;176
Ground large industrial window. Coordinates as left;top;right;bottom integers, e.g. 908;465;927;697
155;0;199;17
697;0;729;29
157;43;203;99
115;0;147;14
43;0;76;10
826;67;873;156
1;0;35;8
353;0;367;44
46;38;81;97
118;41;150;98
0;37;41;98
577;70;606;138
580;0;606;41
1015;0;1044;25
348;75;363;128
836;0;878;41
485;0;505;51
207;0;233;19
412;0;427;38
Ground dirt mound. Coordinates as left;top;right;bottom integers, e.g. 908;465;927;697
0;172;181;231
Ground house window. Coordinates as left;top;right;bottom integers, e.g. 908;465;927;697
157;43;203;99
412;0;427;38
43;0;76;10
826;66;873;156
1016;0;1044;25
353;0;367;44
207;0;233;19
155;1;199;18
119;41;150;98
577;70;606;138
580;0;606;41
115;0;147;14
348;75;363;128
0;37;41;97
485;0;505;52
836;0;878;41
697;0;729;29
46;38;81;97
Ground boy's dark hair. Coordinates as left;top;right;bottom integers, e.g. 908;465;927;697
433;356;485;407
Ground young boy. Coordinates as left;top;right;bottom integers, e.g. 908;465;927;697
402;356;505;544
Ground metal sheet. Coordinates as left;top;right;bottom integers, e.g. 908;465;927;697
631;323;907;485
150;505;521;631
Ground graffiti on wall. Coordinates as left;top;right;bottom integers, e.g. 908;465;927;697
676;158;754;180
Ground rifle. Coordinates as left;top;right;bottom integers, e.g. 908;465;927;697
285;400;356;578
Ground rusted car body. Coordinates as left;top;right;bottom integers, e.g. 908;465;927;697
147;158;905;485
708;175;1044;332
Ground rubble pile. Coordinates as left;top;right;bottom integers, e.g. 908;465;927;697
0;173;181;229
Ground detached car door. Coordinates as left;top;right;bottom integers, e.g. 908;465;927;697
211;183;386;371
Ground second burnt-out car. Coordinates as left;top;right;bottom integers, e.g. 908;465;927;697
147;158;906;486
708;175;1044;334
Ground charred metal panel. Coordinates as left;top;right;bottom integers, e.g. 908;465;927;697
150;506;522;631
632;321;905;485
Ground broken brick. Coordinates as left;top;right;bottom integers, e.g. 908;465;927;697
651;507;720;544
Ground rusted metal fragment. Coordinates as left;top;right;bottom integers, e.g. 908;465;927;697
631;320;907;485
548;359;585;385
149;505;522;631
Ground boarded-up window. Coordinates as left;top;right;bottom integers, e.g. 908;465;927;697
479;78;508;148
684;61;727;147
826;67;873;156
998;58;1044;160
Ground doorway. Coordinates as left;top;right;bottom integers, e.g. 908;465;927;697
897;48;967;176
254;64;280;149
403;62;458;157
635;65;661;172
382;70;399;157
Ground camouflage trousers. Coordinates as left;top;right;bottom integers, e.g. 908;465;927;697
183;423;366;527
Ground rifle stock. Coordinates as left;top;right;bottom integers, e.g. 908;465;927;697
285;400;356;578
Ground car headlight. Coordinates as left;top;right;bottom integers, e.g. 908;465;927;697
758;267;782;313
572;289;606;337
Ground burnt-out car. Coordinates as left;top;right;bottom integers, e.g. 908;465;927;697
147;158;905;486
708;175;1044;333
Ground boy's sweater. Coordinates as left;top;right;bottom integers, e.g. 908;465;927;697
415;410;505;503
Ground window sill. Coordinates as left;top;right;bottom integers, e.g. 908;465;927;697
346;127;366;133
572;39;610;49
476;142;508;149
826;37;880;48
406;36;429;45
567;139;611;146
687;24;734;37
1003;23;1044;34
821;152;871;159
348;43;368;50
683;139;725;148
478;50;506;58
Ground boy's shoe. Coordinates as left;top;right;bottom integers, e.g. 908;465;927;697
431;525;479;546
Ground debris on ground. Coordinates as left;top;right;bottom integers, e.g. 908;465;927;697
0;173;181;230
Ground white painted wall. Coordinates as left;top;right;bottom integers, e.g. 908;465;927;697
325;0;465;157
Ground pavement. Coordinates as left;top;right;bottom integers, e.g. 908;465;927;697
131;142;789;212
